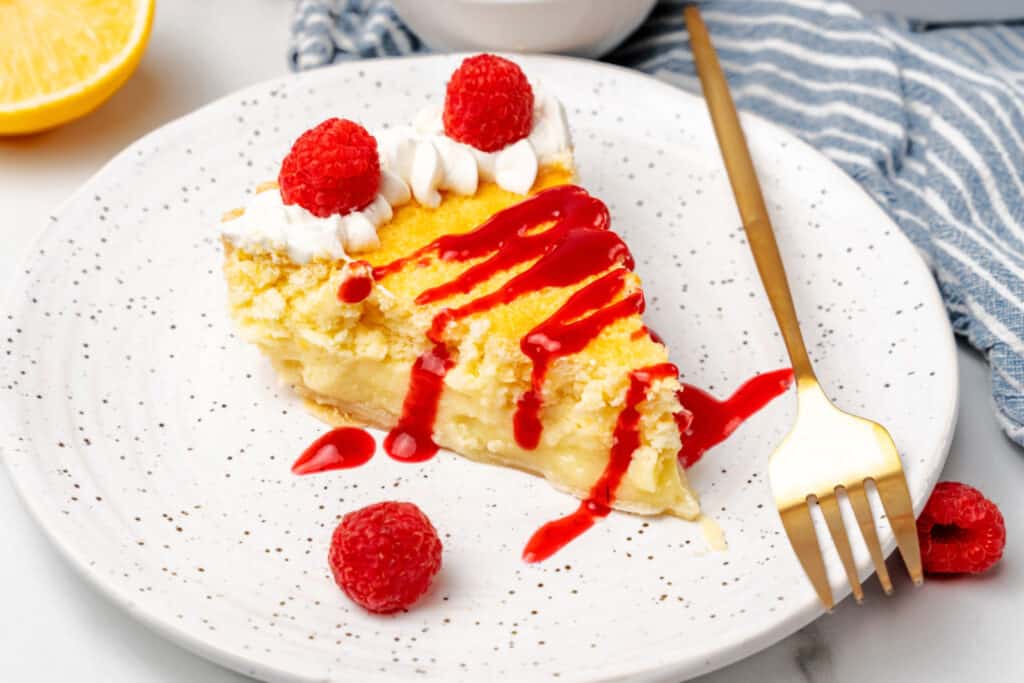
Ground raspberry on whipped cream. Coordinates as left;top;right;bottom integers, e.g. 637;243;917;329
443;54;534;152
279;118;380;217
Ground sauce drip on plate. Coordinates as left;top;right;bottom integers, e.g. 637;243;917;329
677;368;794;468
292;427;376;474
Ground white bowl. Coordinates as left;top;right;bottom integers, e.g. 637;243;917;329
390;0;657;58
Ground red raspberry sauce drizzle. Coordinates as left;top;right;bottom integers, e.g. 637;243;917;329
376;185;636;462
522;363;678;563
292;427;376;474
383;345;453;462
677;368;794;468
337;260;374;304
372;185;613;283
513;269;643;449
523;367;794;561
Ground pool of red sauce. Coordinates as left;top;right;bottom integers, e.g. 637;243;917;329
291;427;376;475
677;368;794;468
305;184;795;562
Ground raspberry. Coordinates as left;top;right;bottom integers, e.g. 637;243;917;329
443;54;534;152
278;118;380;218
917;481;1005;575
328;501;442;613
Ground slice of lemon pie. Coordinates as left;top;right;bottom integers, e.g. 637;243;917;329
221;56;700;529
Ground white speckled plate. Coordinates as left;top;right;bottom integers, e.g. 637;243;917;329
0;56;956;682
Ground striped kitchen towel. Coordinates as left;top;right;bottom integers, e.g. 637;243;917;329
291;0;1024;446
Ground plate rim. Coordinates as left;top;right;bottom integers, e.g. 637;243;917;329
0;53;959;683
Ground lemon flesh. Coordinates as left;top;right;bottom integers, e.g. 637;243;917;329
0;0;154;135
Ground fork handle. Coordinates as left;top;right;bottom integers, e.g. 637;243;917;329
684;6;816;385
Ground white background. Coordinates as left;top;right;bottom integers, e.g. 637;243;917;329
1;2;1021;681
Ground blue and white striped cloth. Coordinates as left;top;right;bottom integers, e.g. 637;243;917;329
291;0;1024;446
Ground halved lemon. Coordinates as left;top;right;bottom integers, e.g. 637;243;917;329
0;0;155;135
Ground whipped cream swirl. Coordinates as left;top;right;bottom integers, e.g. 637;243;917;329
221;86;572;264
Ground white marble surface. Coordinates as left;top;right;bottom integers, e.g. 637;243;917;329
0;2;1020;681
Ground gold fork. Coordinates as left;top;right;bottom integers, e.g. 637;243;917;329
684;5;923;608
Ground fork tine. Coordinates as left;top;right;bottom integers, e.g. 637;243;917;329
875;475;923;585
778;503;833;610
847;484;893;594
818;492;863;603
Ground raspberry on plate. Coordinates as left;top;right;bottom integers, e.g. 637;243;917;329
917;481;1005;575
329;501;443;613
443;54;534;152
278;117;380;218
